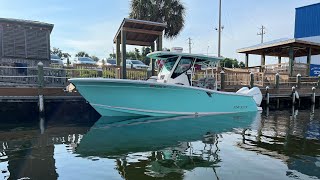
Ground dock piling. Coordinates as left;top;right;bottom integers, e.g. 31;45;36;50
266;86;270;106
318;75;320;88
37;62;45;114
275;73;280;89
220;70;225;90
250;72;254;88
312;87;316;104
292;86;296;105
296;74;301;89
37;62;44;88
38;95;44;114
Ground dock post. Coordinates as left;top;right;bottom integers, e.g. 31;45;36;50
275;73;280;89
38;94;44;115
37;62;45;114
220;70;225;90
250;72;254;88
115;68;121;79
312;87;316;104
292;86;296;105
266;86;270;106
296;74;301;89
318;75;320;88
37;62;44;88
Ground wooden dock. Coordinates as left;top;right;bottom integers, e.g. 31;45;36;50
0;63;319;113
0;87;83;103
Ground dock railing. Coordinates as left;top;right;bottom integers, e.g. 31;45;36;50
0;63;319;90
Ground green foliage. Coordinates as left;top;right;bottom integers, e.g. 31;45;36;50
50;47;72;65
129;0;186;38
221;58;245;68
51;47;63;57
239;61;245;68
90;55;100;62
111;47;151;65
76;51;89;57
109;53;116;59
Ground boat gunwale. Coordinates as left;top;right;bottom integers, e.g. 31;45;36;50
69;78;253;97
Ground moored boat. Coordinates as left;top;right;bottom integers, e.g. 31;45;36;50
69;51;262;117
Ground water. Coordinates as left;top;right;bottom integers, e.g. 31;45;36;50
0;105;319;180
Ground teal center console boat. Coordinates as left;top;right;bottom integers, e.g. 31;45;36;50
69;51;262;117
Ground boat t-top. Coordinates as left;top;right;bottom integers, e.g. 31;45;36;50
69;51;262;117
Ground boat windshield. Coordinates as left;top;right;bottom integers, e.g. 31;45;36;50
164;56;179;71
172;57;194;78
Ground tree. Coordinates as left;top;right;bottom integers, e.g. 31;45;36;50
129;0;186;39
61;52;71;66
134;48;141;60
239;61;245;68
75;51;89;57
109;53;116;59
91;55;100;62
221;58;240;68
51;47;63;57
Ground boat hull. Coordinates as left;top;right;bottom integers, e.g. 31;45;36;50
69;78;259;117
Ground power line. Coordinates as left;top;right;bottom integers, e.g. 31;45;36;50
257;25;266;43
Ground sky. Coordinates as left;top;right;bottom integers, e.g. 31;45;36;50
0;0;319;66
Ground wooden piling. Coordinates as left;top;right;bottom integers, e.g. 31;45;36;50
37;62;44;88
37;62;45;114
266;86;270;106
292;86;296;105
250;72;254;88
276;98;280;109
38;94;44;114
275;73;280;89
220;70;225;90
312;87;316;104
296;74;301;89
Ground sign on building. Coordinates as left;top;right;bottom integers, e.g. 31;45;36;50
310;64;320;76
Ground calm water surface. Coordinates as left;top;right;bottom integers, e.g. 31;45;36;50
0;106;319;180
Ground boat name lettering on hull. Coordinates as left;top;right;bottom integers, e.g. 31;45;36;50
150;85;166;88
233;106;248;109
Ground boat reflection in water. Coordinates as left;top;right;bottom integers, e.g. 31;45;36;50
76;112;260;178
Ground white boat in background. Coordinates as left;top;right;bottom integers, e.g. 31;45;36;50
69;51;262;117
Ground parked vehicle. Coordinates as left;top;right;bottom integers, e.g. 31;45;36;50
97;59;117;67
106;59;117;66
73;57;96;65
126;59;149;69
50;54;64;66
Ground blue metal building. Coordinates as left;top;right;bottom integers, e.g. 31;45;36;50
295;3;320;38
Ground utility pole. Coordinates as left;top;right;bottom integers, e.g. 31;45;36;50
218;0;222;57
187;37;192;53
257;25;266;43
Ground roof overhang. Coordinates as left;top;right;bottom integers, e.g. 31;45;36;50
0;17;54;33
113;18;166;46
237;38;320;57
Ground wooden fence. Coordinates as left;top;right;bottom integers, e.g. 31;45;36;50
0;64;319;90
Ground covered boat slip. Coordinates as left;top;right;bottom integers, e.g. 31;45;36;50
113;18;166;79
237;38;320;77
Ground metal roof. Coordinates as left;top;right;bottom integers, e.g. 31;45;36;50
0;17;54;32
147;51;223;62
237;38;320;57
113;18;166;46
